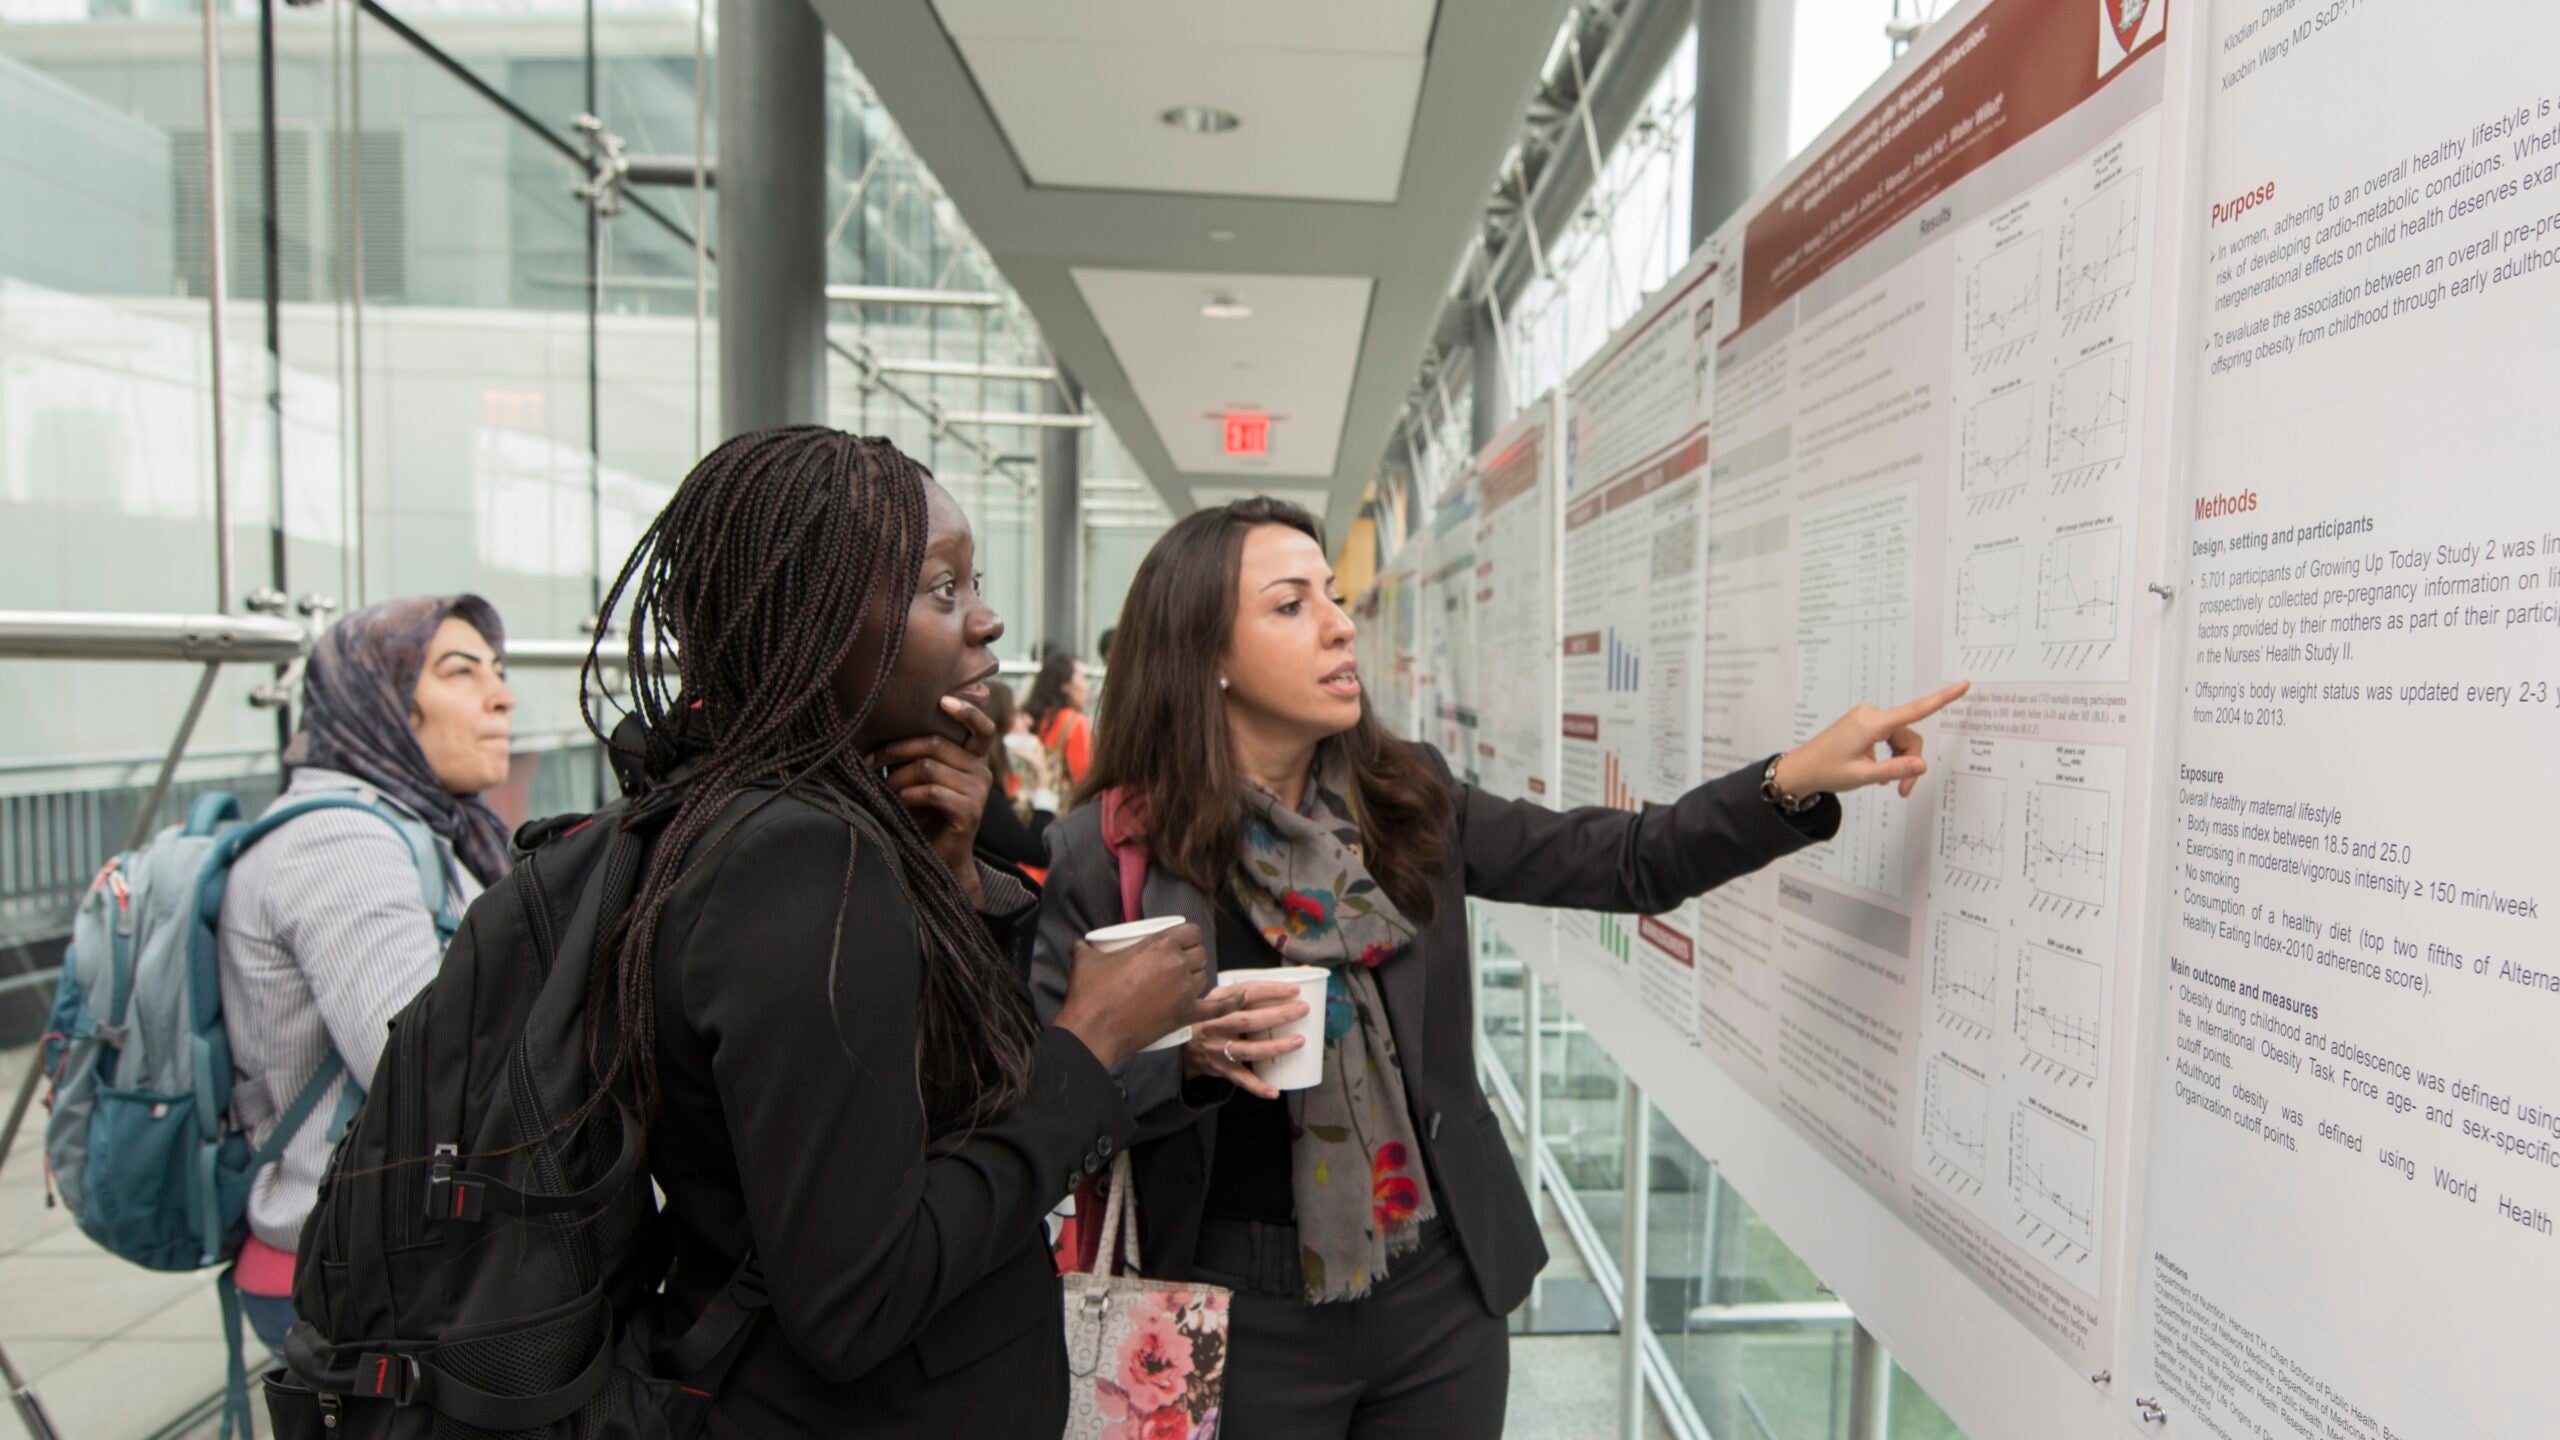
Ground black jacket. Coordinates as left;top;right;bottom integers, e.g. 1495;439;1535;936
1031;745;1836;1316
647;790;1133;1437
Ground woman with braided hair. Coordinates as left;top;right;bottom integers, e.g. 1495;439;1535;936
583;427;1224;1435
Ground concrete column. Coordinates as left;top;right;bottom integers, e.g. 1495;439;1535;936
717;0;827;435
1693;0;1796;247
1470;301;1511;450
1039;370;1084;656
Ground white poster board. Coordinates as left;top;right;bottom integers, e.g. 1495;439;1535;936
1471;393;1566;968
2132;4;2560;1437
1419;473;1481;781
1555;249;1717;1027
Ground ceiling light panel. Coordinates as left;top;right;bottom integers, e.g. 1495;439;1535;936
1071;267;1373;478
931;0;1434;203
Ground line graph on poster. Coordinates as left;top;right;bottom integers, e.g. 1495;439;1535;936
2057;174;2142;334
2047;346;2133;487
1962;231;2043;371
1921;1051;1992;1196
2010;1104;2097;1259
1929;913;2001;1037
2024;779;2113;918
1959;387;2037;515
1936;768;2009;893
2012;942;2104;1088
2035;524;2123;670
1953;544;2025;670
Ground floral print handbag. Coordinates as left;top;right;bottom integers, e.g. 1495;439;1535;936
1063;1150;1232;1440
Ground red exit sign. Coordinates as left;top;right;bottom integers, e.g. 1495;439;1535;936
1222;411;1270;457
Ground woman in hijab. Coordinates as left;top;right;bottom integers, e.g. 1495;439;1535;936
216;594;516;1346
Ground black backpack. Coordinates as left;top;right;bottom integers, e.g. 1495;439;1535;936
263;784;766;1439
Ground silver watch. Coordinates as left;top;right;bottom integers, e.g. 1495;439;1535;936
1761;756;1821;815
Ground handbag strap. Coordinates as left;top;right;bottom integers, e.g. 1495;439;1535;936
1089;1151;1140;1277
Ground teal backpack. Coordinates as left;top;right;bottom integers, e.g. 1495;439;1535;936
37;787;458;1432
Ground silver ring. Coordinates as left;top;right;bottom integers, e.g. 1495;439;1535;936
1222;1039;1239;1064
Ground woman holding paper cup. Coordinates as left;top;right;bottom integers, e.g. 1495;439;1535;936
577;429;1235;1435
1031;495;1965;1439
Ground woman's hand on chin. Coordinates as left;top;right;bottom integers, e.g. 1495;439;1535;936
1776;681;1970;800
873;694;999;903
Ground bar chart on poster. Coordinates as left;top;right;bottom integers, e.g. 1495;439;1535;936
1348;0;2560;1432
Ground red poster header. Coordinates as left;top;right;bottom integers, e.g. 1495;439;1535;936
1480;426;1544;512
1739;0;2167;332
1639;916;1695;968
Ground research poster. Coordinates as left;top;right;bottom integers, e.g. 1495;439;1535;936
2134;3;2560;1436
1370;553;1422;741
1419;473;1481;782
1691;0;2187;1372
1472;394;1565;967
1556;249;1715;1031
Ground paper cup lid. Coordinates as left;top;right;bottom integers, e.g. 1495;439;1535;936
1083;915;1187;946
1218;964;1330;984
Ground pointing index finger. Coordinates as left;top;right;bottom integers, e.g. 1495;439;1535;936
1886;680;1971;729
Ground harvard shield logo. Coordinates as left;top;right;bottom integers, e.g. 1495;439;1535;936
2104;0;2149;50
2097;0;2162;76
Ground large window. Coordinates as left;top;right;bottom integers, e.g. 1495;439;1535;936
0;6;1092;1428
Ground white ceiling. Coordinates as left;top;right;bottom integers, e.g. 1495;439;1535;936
933;0;1433;203
819;0;1572;538
1070;268;1372;477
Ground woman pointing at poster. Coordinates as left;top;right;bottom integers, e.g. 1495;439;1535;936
1031;496;1965;1439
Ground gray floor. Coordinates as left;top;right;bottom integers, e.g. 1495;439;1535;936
1;1044;1660;1440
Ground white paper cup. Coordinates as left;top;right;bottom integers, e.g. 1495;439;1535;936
1215;965;1330;1090
1084;916;1194;1052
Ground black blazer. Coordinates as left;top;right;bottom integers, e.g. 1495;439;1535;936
1032;746;1837;1316
647;790;1134;1437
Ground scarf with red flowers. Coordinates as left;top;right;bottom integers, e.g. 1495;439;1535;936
1231;759;1437;1303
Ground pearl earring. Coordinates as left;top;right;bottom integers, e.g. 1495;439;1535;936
1218;677;1230;691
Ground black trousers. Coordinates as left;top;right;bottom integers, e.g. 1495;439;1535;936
1192;1216;1510;1440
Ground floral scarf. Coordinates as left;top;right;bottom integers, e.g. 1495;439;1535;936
1231;756;1437;1304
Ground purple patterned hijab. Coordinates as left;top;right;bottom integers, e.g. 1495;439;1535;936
283;594;513;884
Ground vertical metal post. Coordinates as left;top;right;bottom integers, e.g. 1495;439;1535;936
200;0;236;615
716;0;827;433
257;0;295;749
1693;0;1796;246
1039;369;1084;654
691;0;708;457
347;0;368;606
584;0;604;621
1617;1082;1652;1440
1470;301;1511;449
1847;1320;1892;1440
1520;969;1544;1205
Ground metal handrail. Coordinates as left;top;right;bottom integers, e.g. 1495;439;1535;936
0;612;306;664
0;615;1074;678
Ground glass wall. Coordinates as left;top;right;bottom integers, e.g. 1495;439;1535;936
0;7;1101;1428
1472;915;1971;1440
0;0;1085;967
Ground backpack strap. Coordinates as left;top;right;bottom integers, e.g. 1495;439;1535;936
213;792;457;942
653;1251;769;1386
283;1296;619;1430
250;1051;348;1178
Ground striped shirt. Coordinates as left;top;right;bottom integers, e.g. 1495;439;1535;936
215;767;483;1251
